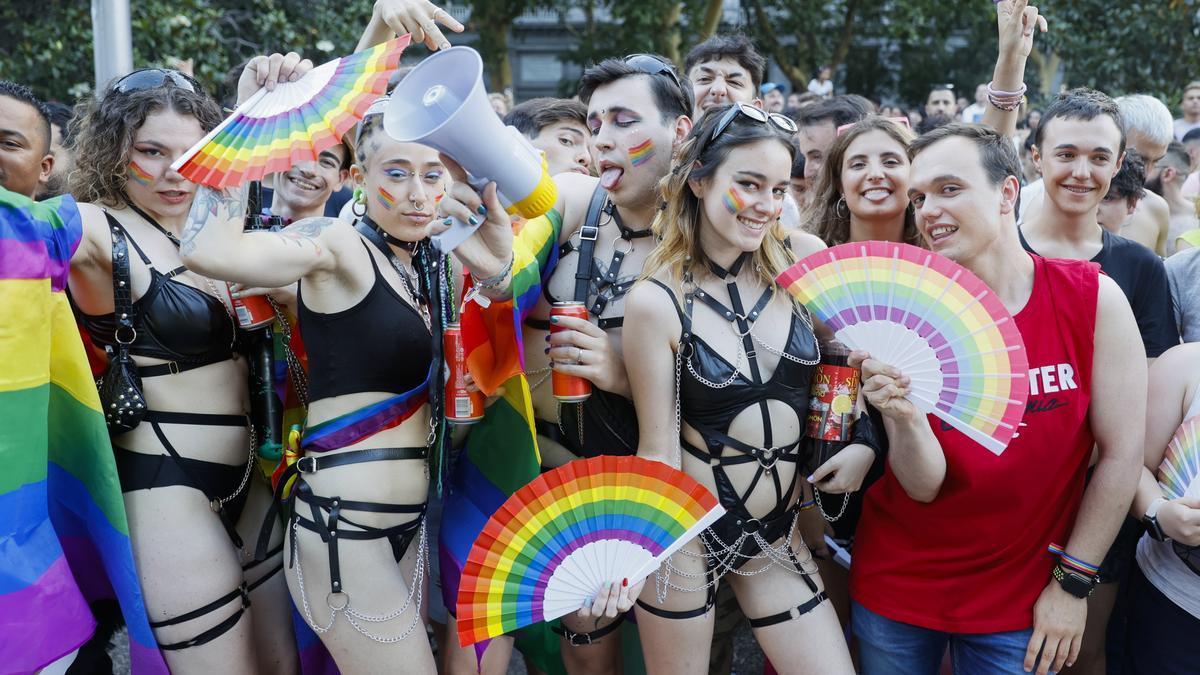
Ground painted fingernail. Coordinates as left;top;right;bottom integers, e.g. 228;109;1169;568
468;215;479;226
621;578;628;587
544;348;550;354
544;334;550;342
476;204;487;215
549;316;559;324
442;217;452;226
807;475;815;482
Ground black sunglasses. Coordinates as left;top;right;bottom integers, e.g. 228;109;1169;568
707;102;797;147
624;54;689;114
109;69;199;97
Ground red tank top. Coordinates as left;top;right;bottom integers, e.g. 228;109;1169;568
850;254;1100;634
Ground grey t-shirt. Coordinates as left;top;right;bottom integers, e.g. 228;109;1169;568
1167;248;1200;343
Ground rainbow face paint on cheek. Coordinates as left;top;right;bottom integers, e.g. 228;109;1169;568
628;139;656;167
376;187;397;210
127;162;154;187
722;188;747;215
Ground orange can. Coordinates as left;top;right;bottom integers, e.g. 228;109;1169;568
551;302;592;402
230;291;276;329
444;322;484;424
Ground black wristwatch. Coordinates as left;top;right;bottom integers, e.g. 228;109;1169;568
1052;564;1097;599
1143;497;1169;542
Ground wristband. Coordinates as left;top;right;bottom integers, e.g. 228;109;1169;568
1047;543;1100;575
849;410;883;460
799;499;817;511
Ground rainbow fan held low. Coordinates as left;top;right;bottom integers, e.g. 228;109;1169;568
776;241;1029;455
455;455;724;647
171;35;411;189
1159;416;1200;500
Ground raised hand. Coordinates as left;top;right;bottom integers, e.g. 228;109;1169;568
372;0;464;52
850;350;918;422
237;52;315;105
431;154;514;286
996;0;1048;60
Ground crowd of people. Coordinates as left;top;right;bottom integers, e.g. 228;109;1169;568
3;0;1199;674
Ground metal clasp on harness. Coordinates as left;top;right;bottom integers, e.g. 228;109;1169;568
579;224;599;241
756;447;782;472
565;629;593;646
297;456;318;474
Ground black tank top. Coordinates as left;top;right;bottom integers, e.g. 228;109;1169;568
299;238;432;400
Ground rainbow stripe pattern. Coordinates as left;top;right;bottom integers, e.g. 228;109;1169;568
777;241;1029;455
1159;416;1200;499
127;162;154;186
376;187;397;210
455;455;723;646
628;139;655;167
0;189;166;673
171;35;411;189
300;366;431;453
722;188;746;214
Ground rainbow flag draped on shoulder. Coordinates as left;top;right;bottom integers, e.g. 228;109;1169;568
0;189;167;673
441;209;564;671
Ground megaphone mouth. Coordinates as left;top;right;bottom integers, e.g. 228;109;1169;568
423;85;448;108
383;46;484;142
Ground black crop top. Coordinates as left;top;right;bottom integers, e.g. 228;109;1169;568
77;218;235;367
299;238;432;401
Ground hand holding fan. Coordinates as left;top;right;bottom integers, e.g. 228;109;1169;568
171;35;411;188
1159;416;1200;500
455;455;724;646
777;241;1028;455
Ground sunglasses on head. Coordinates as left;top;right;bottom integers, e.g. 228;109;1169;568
707;102;797;147
109;69;198;97
623;53;690;114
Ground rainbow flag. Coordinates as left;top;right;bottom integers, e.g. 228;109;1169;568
0;189;167;673
441;210;564;670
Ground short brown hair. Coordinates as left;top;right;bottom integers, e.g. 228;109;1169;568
504;98;587;138
909;122;1022;189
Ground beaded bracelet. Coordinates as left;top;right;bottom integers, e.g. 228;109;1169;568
987;81;1027;112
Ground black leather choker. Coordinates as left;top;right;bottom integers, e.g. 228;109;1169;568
363;215;418;252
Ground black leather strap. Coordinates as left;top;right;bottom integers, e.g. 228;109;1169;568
746;591;828;628
572;185;608;304
149;417;248;550
255;446;429;561
144;410;247;427
552;614;624;646
103;213;137;355
153;584;251;651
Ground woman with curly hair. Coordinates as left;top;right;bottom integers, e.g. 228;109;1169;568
67;66;296;673
618;103;855;673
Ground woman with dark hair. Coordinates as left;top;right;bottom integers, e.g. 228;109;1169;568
805;116;921;248
179;58;463;670
619;103;855;673
67;68;296;672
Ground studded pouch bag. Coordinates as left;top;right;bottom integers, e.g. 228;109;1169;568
98;215;147;434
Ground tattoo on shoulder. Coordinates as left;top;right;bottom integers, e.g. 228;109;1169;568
179;185;247;255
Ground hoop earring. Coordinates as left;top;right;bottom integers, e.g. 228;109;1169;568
835;195;849;219
352;200;366;218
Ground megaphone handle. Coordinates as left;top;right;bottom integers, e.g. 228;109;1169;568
430;214;483;254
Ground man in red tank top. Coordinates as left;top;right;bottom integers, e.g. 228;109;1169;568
848;123;1146;675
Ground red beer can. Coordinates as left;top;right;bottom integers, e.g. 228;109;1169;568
444;322;484;424
550;302;592;403
230;290;276;329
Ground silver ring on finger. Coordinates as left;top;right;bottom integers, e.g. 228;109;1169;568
574;346;583;364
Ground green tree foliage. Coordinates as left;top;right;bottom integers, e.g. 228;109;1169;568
3;1;1199;111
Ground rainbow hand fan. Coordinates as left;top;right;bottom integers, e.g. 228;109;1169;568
456;455;724;646
777;241;1029;455
1159;416;1200;499
171;35;411;188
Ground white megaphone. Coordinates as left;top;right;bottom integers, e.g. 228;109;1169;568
384;46;557;253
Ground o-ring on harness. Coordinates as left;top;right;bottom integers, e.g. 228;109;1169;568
639;253;829;628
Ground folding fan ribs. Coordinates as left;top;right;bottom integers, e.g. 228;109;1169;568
1159;416;1200;500
171;34;411;189
777;241;1029;455
455;455;724;646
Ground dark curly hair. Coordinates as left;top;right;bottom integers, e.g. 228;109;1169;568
69;83;222;207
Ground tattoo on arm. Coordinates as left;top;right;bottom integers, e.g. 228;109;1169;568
180;185;248;256
277;217;337;256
